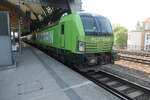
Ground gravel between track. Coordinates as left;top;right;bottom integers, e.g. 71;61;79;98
115;60;150;73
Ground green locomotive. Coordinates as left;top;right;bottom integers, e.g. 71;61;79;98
28;12;114;67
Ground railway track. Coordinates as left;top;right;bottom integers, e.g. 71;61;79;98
119;56;150;65
115;50;150;57
75;68;150;100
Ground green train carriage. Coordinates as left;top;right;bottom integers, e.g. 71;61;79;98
30;12;114;67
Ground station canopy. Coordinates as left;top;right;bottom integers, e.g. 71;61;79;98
0;0;81;34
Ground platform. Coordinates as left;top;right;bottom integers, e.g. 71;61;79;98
0;44;120;100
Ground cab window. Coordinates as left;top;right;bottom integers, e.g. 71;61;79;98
80;16;96;35
61;24;64;34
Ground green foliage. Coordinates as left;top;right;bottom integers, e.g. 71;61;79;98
113;25;128;49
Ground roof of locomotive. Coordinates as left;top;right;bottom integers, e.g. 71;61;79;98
78;12;107;19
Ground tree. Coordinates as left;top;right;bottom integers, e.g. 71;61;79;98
113;25;128;49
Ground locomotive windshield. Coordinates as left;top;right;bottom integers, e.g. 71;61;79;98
80;16;96;35
80;14;113;35
95;16;113;34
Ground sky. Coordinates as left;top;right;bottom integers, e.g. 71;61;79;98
82;0;150;30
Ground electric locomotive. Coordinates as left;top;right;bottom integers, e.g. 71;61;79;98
28;12;114;67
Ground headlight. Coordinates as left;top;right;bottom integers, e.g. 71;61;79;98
78;41;85;52
87;57;97;65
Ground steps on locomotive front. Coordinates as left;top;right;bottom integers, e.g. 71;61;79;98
0;44;121;100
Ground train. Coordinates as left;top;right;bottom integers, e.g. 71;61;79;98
26;12;115;68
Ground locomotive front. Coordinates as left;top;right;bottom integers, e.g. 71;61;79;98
77;13;114;66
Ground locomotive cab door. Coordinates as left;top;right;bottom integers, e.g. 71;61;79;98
60;24;65;48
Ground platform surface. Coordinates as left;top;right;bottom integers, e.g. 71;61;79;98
0;45;120;100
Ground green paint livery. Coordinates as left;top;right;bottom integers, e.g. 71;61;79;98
32;12;114;55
